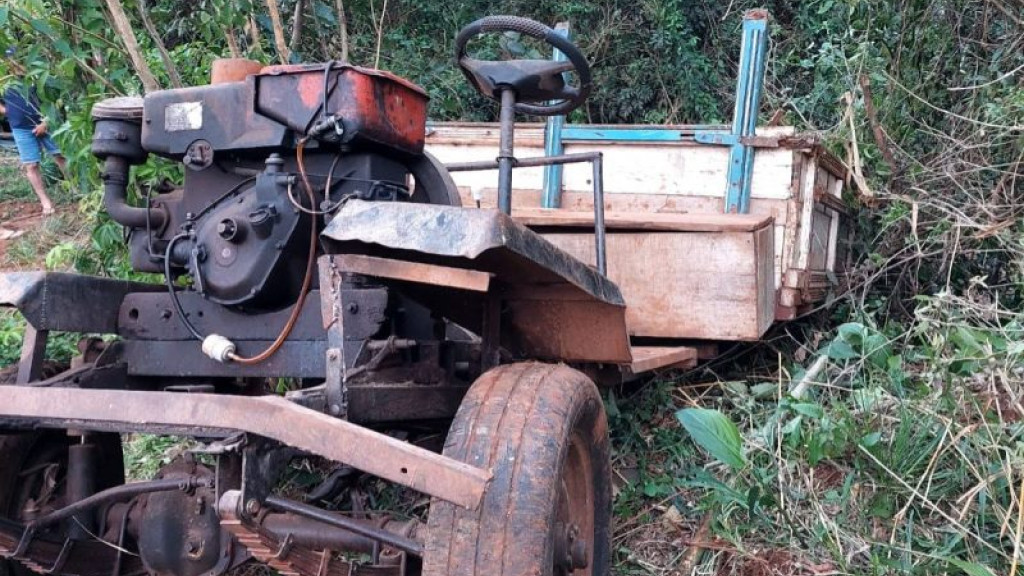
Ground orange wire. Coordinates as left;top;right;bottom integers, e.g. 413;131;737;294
228;138;318;365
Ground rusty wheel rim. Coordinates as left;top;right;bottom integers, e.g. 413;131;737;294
553;432;595;576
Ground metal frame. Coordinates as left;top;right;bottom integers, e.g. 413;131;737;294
694;9;770;213
0;386;491;509
541;22;572;209
539;9;771;214
447;152;608;275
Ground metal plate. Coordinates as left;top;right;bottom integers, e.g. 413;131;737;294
322;201;632;363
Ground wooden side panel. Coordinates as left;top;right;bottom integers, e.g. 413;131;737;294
541;227;774;340
428;142;795;199
754;224;776;336
809;207;832;271
426;123;852;329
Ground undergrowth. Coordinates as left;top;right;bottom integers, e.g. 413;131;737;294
0;1;1021;575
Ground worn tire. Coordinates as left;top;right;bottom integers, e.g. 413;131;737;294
423;362;612;576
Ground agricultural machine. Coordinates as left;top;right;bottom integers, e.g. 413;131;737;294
0;11;850;576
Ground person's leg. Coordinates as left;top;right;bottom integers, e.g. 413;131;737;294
11;129;54;214
23;163;53;213
39;135;68;178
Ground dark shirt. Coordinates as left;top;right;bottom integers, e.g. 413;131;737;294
2;84;42;130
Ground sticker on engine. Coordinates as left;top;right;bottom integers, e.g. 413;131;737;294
165;102;203;131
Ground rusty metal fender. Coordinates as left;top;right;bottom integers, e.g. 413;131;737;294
321;201;625;307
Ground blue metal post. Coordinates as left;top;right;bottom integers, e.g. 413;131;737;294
542;22;571;208
694;9;769;213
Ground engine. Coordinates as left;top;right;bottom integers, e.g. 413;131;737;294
91;62;437;310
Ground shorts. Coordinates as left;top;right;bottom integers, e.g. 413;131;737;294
11;128;61;165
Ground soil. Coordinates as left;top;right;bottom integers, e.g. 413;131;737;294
0;200;67;269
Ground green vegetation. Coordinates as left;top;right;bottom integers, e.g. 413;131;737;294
0;0;1021;573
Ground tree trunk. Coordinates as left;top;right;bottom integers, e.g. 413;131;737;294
290;0;306;54
138;0;183;88
104;0;161;93
265;0;291;64
335;0;349;62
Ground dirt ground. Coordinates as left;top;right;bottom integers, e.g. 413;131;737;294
0;201;80;271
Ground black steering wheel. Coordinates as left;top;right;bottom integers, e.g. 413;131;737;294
454;16;592;116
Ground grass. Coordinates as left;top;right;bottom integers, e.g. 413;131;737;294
0;147;74;204
605;312;1023;576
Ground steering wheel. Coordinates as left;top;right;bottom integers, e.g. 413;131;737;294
454;16;592;116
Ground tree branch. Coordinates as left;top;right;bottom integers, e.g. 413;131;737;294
290;0;306;54
858;74;896;173
138;0;183;88
264;0;291;64
104;0;160;93
103;0;160;92
335;0;349;62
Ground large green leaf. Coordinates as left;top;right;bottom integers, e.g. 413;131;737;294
675;408;746;470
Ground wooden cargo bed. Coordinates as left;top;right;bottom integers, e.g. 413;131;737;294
426;122;850;342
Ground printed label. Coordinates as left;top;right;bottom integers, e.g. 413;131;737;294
165;102;203;131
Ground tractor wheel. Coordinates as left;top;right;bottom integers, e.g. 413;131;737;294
423;362;612;576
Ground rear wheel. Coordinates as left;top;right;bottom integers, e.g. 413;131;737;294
423;362;612;576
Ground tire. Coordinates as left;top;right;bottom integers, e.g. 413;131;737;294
423;362;612;576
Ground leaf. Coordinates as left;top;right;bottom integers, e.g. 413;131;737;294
860;432;882;447
313;1;337;25
675;408;746;469
791;403;824;419
947;559;996;576
825;339;858;360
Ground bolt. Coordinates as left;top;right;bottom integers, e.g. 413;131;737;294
185;540;204;559
160;309;173;320
346;303;359;314
245;499;261;516
327;350;339;360
570;537;588;570
329;404;342;415
565;524;588;570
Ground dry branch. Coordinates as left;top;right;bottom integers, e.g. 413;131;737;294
335;0;350;62
290;0;306;53
104;0;160;92
859;74;896;173
225;28;242;58
265;0;291;64
138;0;182;88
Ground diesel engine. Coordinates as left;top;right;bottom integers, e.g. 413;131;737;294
90;61;457;311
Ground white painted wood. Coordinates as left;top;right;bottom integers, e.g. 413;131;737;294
793;154;818;271
424;122;849;326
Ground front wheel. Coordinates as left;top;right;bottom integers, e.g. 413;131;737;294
423;362;612;576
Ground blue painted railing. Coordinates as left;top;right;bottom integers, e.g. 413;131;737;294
540;10;771;214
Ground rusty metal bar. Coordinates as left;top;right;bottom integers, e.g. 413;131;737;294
333;254;492;292
16;326;47;384
444;151;601;172
263;495;423;556
0;387;490;509
445;151;609;276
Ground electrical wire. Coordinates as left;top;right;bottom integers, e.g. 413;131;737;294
164;233;204;341
226;137;319;365
286;152;346;215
